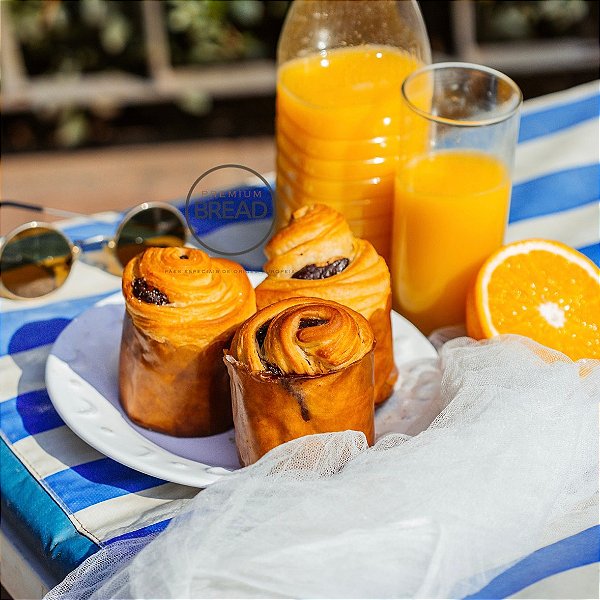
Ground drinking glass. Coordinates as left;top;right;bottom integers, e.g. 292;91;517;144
391;62;522;334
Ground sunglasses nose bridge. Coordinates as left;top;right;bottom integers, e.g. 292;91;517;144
113;204;188;268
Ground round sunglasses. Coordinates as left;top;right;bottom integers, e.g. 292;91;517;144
0;201;187;300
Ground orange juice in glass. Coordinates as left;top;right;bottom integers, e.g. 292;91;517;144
392;63;522;334
276;0;431;263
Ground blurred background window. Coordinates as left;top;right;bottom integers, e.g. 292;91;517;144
1;0;598;153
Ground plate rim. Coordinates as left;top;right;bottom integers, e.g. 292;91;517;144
46;272;437;488
45;354;232;488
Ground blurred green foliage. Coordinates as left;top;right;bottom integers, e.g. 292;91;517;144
167;0;288;64
8;0;145;75
8;0;290;76
477;0;593;41
5;0;289;148
3;0;595;150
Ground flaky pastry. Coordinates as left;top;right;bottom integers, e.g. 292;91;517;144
256;204;397;403
120;247;256;436
225;297;375;466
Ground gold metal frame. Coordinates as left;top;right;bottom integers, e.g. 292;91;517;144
0;202;187;300
107;201;188;254
0;221;79;300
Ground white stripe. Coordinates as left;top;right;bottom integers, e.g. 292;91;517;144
0;260;120;314
0;345;50;403
12;426;103;478
521;80;599;115
511;562;599;599
506;203;599;249
73;483;198;542
514;117;599;184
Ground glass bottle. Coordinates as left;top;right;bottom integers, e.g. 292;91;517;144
276;0;431;263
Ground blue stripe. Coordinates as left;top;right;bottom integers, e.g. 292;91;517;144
466;526;600;599
5;317;71;354
1;290;119;356
0;390;64;443
519;93;599;143
105;519;171;545
62;221;119;243
1;438;99;580
510;165;599;223
178;186;273;236
577;242;600;266
44;458;166;513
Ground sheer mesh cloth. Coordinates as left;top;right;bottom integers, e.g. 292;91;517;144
46;336;599;599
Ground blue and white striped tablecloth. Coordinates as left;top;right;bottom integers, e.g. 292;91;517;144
1;81;599;596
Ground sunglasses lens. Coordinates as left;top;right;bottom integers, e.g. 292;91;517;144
115;207;186;267
0;227;73;298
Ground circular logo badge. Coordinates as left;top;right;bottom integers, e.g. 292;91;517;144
185;164;275;256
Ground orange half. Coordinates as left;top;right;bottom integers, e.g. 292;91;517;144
466;239;600;360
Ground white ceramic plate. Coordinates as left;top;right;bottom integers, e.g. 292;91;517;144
46;272;438;488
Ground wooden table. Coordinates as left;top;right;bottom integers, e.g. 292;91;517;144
1;137;275;235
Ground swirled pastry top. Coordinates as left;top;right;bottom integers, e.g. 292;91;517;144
228;297;374;376
122;247;255;346
259;204;390;318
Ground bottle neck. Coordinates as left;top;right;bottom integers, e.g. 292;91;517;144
277;0;431;66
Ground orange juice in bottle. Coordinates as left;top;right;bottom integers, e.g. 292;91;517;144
276;0;431;263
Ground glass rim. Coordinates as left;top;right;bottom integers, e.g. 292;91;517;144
0;220;75;253
113;201;187;259
401;61;523;128
0;221;76;300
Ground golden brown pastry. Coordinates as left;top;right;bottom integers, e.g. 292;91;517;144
256;204;397;404
120;247;256;437
225;297;375;466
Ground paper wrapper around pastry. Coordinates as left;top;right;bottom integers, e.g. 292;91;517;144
119;312;233;437
224;353;375;467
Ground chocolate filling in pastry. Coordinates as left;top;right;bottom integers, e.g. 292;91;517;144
263;361;284;377
132;277;170;305
298;318;328;329
292;258;350;280
179;254;189;259
282;379;311;422
255;320;272;349
255;320;283;376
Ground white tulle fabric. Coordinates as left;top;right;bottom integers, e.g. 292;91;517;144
45;336;599;599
